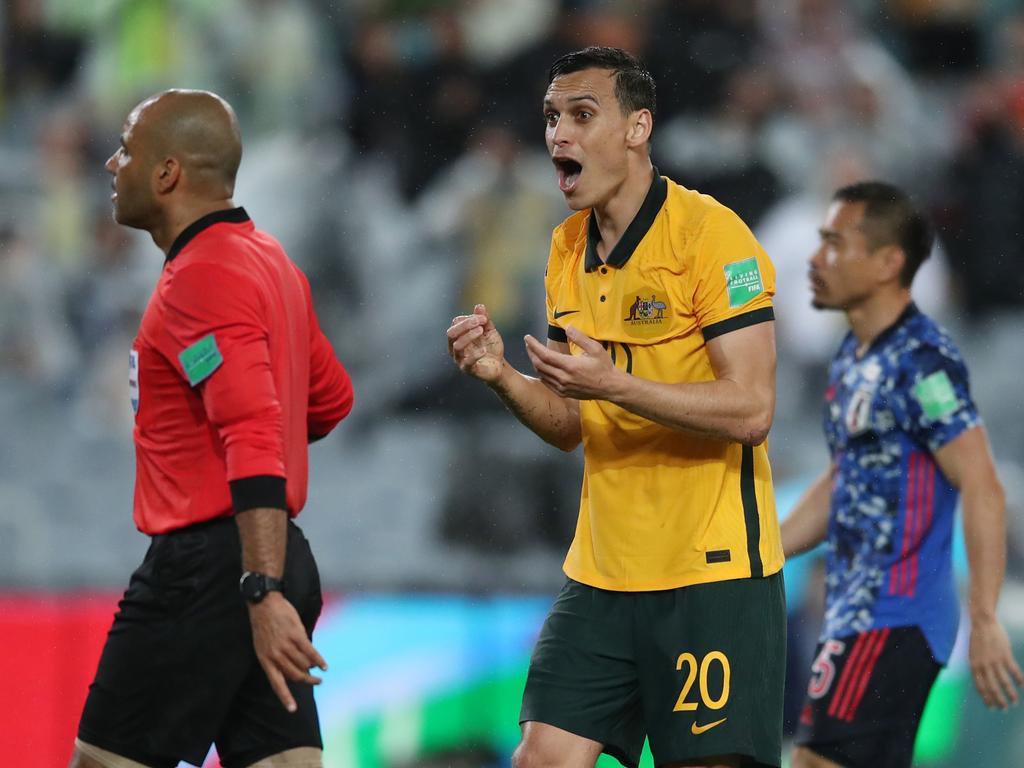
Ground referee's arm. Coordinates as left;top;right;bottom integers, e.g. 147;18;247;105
234;502;327;714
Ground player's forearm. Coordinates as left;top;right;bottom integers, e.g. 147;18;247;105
489;361;581;451
235;506;288;578
606;373;773;445
961;478;1008;623
781;469;833;557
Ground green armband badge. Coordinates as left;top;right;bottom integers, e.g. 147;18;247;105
724;257;763;308
178;333;223;386
913;370;958;420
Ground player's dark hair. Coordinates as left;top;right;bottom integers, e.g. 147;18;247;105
548;47;656;117
833;181;934;287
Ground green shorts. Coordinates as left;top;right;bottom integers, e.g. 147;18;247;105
520;571;786;768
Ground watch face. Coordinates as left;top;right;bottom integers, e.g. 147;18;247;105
240;572;282;603
240;572;266;603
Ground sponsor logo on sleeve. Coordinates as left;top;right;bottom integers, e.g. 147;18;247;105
724;257;763;308
178;333;223;387
913;370;958;420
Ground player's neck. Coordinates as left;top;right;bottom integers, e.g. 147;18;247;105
591;162;654;260
151;198;237;255
847;290;913;356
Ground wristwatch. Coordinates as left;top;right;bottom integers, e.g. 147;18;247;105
239;571;285;604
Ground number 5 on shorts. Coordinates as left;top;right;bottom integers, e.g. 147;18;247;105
674;651;731;711
808;639;846;699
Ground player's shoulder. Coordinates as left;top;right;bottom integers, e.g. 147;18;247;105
899;308;964;356
662;179;762;277
664;177;749;235
161;252;261;311
888;306;968;376
168;248;251;281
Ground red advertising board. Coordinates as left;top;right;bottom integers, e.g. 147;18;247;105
0;594;118;766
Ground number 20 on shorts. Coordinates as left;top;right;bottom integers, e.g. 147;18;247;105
674;651;731;711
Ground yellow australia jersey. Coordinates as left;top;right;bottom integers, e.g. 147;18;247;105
545;170;784;591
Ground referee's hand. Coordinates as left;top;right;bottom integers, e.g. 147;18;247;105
248;591;328;712
969;616;1023;710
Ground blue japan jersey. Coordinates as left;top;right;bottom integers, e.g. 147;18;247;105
822;304;980;663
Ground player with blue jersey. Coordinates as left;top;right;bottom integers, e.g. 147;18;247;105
781;182;1022;768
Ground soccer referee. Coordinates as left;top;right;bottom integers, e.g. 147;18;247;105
70;90;353;768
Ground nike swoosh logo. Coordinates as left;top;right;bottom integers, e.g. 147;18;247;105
691;717;727;735
553;309;579;319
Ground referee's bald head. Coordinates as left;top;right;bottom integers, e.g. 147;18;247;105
132;89;243;197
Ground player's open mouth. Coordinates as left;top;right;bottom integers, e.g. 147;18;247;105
553;158;582;194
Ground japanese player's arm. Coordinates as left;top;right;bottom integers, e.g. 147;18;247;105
902;351;1005;632
780;466;833;557
933;425;1023;707
903;348;1023;708
934;426;1006;626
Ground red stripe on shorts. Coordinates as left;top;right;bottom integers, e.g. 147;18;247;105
833;630;880;720
842;627;891;722
828;632;870;719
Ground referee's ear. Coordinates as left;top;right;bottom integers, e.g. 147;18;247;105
626;109;652;149
154;155;182;195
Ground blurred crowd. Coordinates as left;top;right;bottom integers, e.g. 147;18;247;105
1;0;1024;592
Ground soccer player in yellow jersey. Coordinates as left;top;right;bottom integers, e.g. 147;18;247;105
447;47;785;768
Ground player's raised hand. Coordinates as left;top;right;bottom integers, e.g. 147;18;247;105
524;325;621;400
447;303;505;383
969;616;1023;709
248;592;328;713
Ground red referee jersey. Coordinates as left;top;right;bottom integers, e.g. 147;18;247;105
130;208;353;535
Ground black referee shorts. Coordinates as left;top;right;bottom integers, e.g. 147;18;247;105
78;516;323;768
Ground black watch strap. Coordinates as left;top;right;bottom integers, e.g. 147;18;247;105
239;571;285;604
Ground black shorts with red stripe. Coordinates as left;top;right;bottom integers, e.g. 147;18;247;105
794;625;941;768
